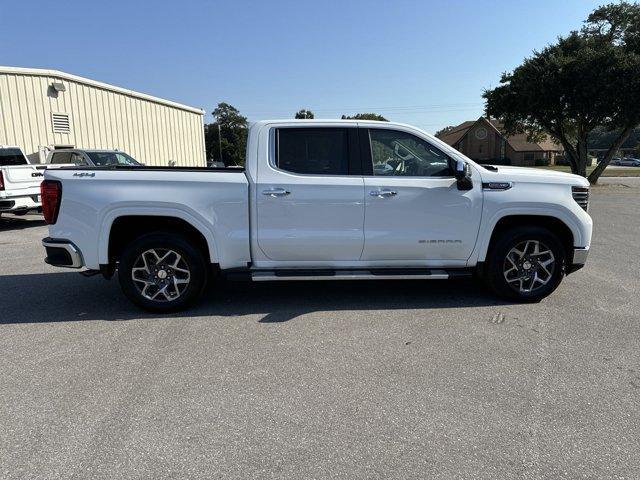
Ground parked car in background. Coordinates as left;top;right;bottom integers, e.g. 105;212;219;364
610;157;623;165
46;149;142;167
41;120;593;311
0;146;44;217
619;157;640;167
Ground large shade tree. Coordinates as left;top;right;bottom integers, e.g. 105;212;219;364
483;2;640;183
204;102;248;166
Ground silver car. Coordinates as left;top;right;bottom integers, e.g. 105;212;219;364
45;149;141;167
619;157;640;167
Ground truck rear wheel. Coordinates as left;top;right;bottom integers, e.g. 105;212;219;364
483;226;566;302
118;233;207;312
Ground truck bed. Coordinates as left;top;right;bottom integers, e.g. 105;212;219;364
43;166;251;270
52;165;245;172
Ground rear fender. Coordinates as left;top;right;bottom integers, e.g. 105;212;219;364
98;205;219;265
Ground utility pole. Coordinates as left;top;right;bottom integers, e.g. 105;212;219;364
217;123;223;165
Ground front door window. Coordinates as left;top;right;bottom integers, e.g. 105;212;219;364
369;129;453;177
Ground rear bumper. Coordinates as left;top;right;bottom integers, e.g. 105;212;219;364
0;194;41;212
42;237;84;268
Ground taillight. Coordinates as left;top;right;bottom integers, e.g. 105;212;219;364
41;180;62;224
0;171;4;190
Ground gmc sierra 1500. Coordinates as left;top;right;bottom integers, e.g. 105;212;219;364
0;146;44;216
41;120;592;311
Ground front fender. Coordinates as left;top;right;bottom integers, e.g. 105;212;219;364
471;204;592;264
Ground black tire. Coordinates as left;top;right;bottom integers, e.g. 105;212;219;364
483;226;566;302
118;232;207;312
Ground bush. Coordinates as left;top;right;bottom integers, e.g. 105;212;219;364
535;157;550;166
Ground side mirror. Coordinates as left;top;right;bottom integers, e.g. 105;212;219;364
455;159;473;191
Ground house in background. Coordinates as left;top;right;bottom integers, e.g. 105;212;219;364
437;117;563;166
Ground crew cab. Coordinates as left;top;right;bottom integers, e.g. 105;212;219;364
0;146;44;217
40;120;592;311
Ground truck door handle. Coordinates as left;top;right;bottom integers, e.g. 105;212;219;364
262;188;290;197
370;189;397;198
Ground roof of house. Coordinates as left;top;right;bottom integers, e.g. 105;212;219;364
0;65;204;115
437;121;476;146
438;117;563;152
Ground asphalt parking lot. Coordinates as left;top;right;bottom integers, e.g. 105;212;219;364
1;186;639;480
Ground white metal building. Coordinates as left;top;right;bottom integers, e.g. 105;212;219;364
0;66;206;166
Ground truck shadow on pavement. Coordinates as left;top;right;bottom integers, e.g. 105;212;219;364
205;279;512;323
0;272;512;325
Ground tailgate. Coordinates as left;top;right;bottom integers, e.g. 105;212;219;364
1;166;45;190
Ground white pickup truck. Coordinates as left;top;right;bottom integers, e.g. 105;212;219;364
41;120;592;311
0;146;44;217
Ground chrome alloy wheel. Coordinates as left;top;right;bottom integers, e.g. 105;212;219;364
131;248;191;301
503;240;555;293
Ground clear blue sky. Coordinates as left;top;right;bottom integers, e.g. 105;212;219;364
1;0;604;133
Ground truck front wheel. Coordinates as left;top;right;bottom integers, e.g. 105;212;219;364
483;226;566;302
118;233;207;312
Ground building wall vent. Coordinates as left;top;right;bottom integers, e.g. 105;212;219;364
52;113;71;134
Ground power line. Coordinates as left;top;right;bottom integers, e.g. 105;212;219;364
239;102;484;116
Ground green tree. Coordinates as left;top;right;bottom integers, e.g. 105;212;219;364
589;125;640;153
483;2;640;183
341;113;388;121
204;102;248;167
295;109;314;119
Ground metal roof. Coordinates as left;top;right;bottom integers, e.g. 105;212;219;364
0;65;204;115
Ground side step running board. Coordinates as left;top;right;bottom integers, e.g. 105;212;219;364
250;268;472;282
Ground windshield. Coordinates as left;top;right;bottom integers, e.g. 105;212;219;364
87;151;140;166
0;148;29;166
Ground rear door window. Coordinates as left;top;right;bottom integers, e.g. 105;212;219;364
87;151;140;166
275;128;350;175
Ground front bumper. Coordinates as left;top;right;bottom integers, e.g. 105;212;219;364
568;247;589;274
42;237;84;269
572;247;589;265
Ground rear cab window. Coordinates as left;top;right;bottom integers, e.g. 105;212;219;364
50;152;74;164
0;148;29;166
